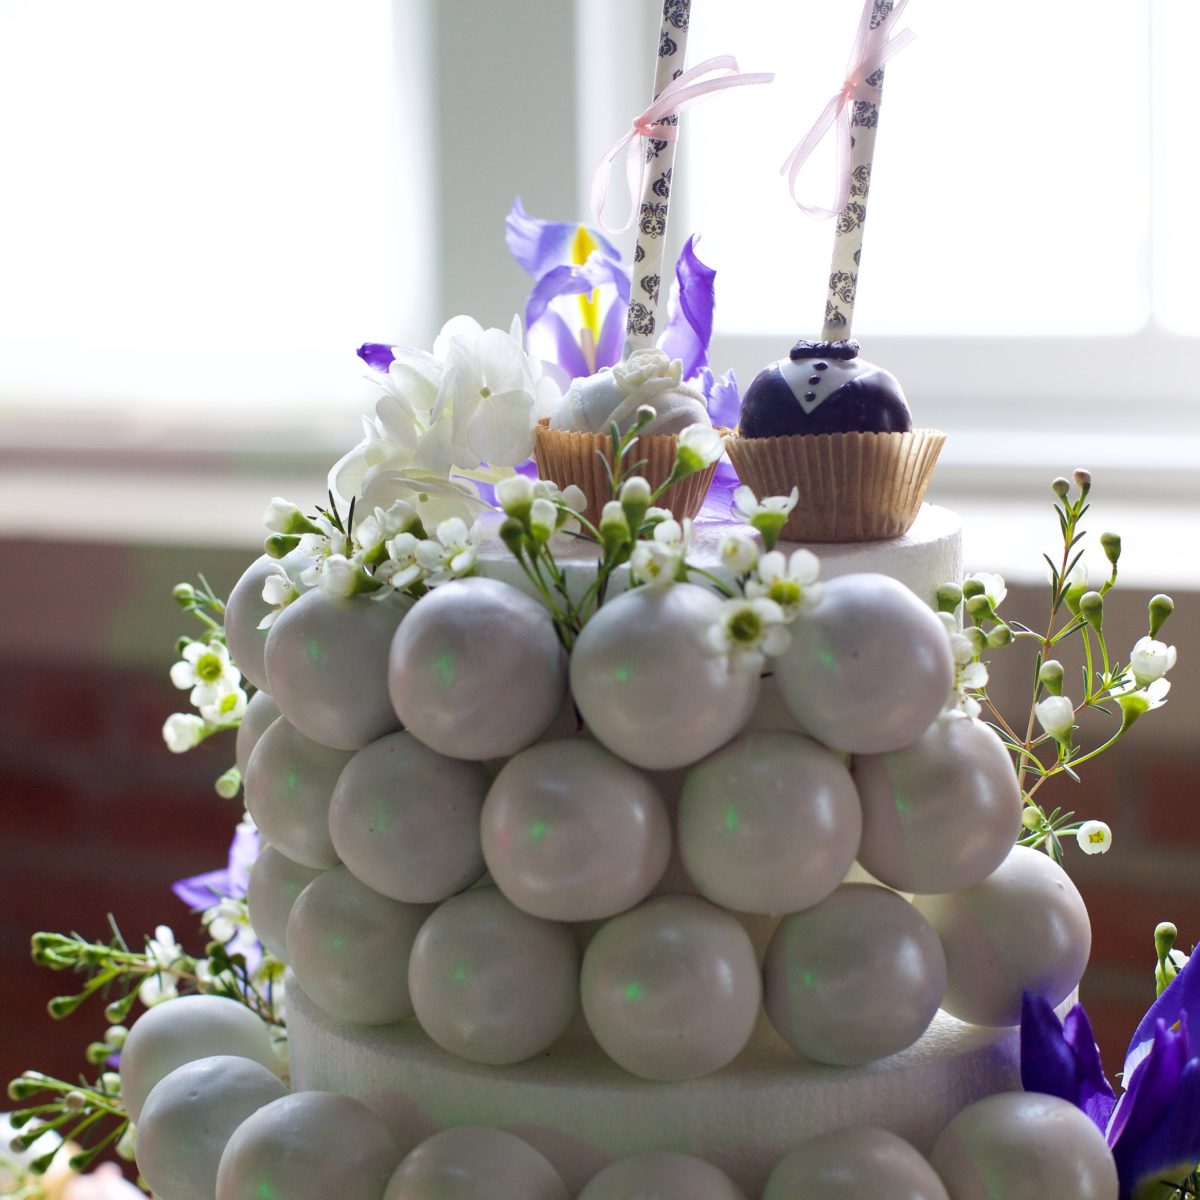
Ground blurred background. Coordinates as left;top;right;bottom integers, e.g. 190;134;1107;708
1;0;1196;1091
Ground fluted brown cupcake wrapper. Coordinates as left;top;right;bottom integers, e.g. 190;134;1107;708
725;429;945;543
534;423;720;528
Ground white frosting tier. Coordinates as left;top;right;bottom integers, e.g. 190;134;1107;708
287;977;1023;1197
475;502;962;609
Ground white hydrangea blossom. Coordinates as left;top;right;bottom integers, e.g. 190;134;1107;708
329;317;560;529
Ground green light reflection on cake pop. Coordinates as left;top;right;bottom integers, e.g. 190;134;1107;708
724;804;740;833
529;818;549;841
614;664;632;684
285;767;299;792
330;934;346;952
623;980;644;1002
434;650;456;689
306;638;325;665
450;964;469;984
256;1178;278;1200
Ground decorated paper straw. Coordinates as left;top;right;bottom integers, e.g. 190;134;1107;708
779;0;914;340
624;0;691;352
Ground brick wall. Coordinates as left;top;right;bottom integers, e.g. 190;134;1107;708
0;539;1195;1101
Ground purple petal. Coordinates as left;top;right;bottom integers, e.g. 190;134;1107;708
1109;1017;1189;1154
1116;1056;1200;1200
525;255;631;333
595;292;627;372
696;366;741;429
1063;1004;1118;1129
225;824;261;898
694;460;740;526
506;197;622;279
1126;948;1200;1081
541;310;591;381
357;343;396;372
1020;992;1107;1126
657;235;716;381
172;867;230;912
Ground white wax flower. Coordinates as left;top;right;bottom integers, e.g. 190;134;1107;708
675;423;724;473
138;926;184;1006
380;531;424;591
732;484;799;525
550;348;709;436
1075;820;1112;855
1130;635;1177;687
705;596;790;661
746;548;822;619
1035;694;1076;740
630;518;691;588
198;684;248;727
354;501;418;553
718;534;758;574
262;497;305;534
162;712;207;754
416;518;481;585
260;564;297;609
169;641;241;708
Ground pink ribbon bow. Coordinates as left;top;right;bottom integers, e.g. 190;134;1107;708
591;55;774;234
780;0;915;219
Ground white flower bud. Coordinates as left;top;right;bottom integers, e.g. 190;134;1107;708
319;554;360;598
529;497;557;543
496;474;535;517
162;713;207;753
1035;694;1076;741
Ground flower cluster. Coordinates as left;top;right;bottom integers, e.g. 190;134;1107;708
258;494;484;614
938;471;1176;864
161;579;247;762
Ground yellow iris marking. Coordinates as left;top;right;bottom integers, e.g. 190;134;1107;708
571;225;602;345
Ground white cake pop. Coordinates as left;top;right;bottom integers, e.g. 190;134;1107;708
383;1126;568;1200
215;1092;400;1200
388;577;568;760
570;583;761;770
243;717;350;870
244;844;323;964
481;738;671;921
763;1128;950;1200
930;1092;1118;1199
773;574;953;755
408;887;579;1065
678;731;861;914
286;866;432;1025
265;587;408;751
119;994;279;1123
329;731;489;903
578;1151;746;1200
135;1055;288;1200
234;690;280;776
853;714;1022;894
762;884;946;1066
914;845;1091;1027
581;895;760;1081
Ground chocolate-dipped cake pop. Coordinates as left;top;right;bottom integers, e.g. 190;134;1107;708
739;340;911;438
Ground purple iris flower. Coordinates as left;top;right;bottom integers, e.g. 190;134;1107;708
1020;957;1200;1199
173;821;263;973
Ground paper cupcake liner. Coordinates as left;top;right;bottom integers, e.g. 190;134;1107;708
534;423;720;528
725;429;945;543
